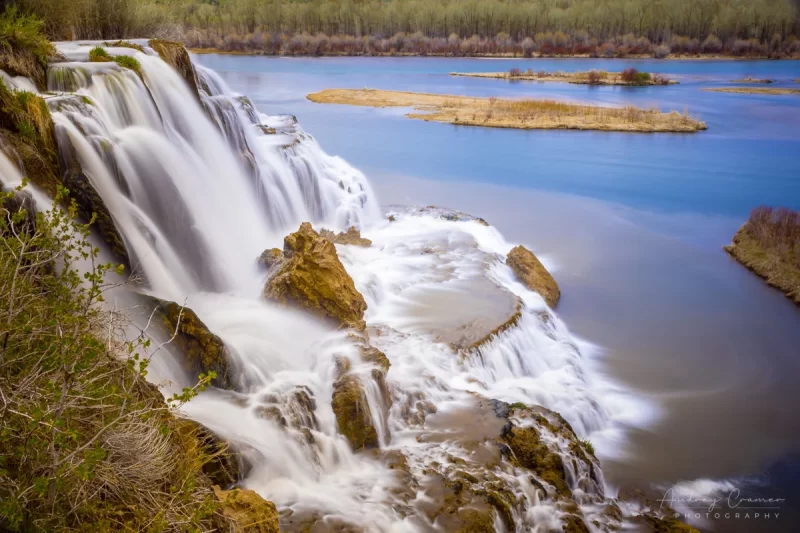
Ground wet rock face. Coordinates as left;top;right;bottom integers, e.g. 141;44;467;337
148;40;201;99
319;226;372;247
506;245;560;307
258;247;284;269
214;486;280;533
331;374;379;450
263;222;368;330
155;299;232;389
503;425;570;497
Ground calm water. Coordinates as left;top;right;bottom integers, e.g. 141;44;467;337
195;54;800;531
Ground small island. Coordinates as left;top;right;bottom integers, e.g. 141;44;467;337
725;206;800;305
704;87;800;95
307;89;706;133
451;67;677;86
731;76;774;83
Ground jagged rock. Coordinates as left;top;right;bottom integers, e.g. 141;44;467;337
263;222;368;330
148;40;201;99
319;226;372;247
331;374;379;450
178;419;250;487
506;245;560;307
258;247;284;269
214;486;280;533
563;515;591;532
154;299;232;389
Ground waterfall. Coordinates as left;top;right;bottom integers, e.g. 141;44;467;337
0;41;652;532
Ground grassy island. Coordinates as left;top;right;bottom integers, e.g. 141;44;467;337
307;89;706;133
704;87;800;95
451;67;677;86
725;207;800;305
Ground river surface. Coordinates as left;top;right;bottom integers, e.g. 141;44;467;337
194;54;800;532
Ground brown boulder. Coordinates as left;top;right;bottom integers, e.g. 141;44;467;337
264;222;368;330
214;486;280;533
331;374;379;450
155;299;232;389
506;245;560;307
149;40;201;99
320;226;372;247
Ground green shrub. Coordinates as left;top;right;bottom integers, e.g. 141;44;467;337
0;186;223;531
88;45;111;62
0;7;55;88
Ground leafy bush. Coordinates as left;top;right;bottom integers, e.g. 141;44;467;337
0;186;223;531
508;67;522;77
586;70;602;84
620;67;651;84
0;7;55;88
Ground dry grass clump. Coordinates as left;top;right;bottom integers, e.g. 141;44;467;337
104;39;145;53
726;206;800;304
453;68;675;86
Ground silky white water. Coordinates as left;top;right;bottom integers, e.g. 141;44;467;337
0;41;656;531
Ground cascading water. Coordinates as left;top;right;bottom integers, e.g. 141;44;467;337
1;41;657;532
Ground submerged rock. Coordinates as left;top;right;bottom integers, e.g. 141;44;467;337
154;299;232;389
506;245;560;307
149;40;201;99
264;222;368;330
319;226;372;247
214;486;280;533
331;374;379;450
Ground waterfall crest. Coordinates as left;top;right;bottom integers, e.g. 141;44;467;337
0;42;653;532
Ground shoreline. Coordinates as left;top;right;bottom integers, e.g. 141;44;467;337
450;70;678;86
704;87;800;95
307;88;706;133
187;47;794;61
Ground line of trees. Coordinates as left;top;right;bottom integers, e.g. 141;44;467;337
13;0;800;57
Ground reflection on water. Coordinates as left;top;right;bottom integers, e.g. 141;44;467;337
196;54;800;531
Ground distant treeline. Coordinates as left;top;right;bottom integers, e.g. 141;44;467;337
15;0;800;57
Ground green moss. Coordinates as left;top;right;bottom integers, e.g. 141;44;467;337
456;508;496;533
88;46;111;62
0;8;56;89
113;54;142;77
504;426;571;497
104;40;145;53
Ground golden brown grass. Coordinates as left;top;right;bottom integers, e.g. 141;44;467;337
704;87;800;95
307;88;706;133
725;206;800;305
451;70;677;86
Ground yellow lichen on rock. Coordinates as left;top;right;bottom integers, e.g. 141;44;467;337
506;245;560;307
264;222;368;330
213;486;280;533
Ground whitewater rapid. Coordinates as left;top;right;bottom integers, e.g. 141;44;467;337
0;40;658;531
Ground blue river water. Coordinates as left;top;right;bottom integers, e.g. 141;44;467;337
195;54;800;532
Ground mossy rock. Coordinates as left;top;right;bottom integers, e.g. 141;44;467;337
178;419;249;488
563;515;590;533
503;425;571;497
264;222;368;330
456;508;496;533
155;299;232;389
258;247;284;269
506;245;560;307
213;486;280;533
149;39;201;99
331;374;378;450
641;515;700;533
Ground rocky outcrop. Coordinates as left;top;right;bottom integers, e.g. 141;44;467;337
258;247;284;269
331;374;379;450
178;419;249;488
503;424;571;497
154;299;233;389
320;226;372;247
506;245;560;307
214;486;280;533
263;222;368;330
148;40;201;99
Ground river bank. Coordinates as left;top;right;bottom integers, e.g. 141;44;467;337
307;88;707;132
